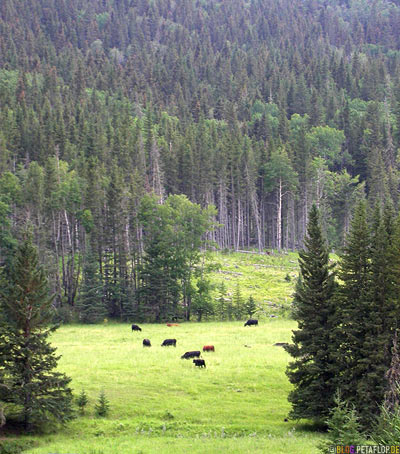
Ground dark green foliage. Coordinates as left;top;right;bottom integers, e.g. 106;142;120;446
192;278;214;322
76;249;106;324
95;390;110;417
355;206;398;427
285;205;337;422
334;203;400;429
76;390;89;415
334;202;371;413
0;439;32;454
0;0;398;317
137;194;216;322
0;235;74;431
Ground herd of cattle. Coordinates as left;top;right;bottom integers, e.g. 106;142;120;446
131;319;259;368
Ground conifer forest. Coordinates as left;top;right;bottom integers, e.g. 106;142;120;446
1;0;400;323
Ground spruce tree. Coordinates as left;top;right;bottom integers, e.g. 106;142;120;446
0;235;74;430
357;206;399;427
76;248;106;324
216;281;227;320
95;390;110;417
285;204;337;422
244;296;257;318
76;390;89;415
335;201;371;411
335;204;400;429
232;282;244;320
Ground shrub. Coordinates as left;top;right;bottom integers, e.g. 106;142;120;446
0;440;31;454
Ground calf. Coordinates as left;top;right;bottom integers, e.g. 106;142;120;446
202;345;215;352
143;339;151;347
161;338;177;347
181;350;201;359
131;324;142;331
193;359;206;368
244;319;258;327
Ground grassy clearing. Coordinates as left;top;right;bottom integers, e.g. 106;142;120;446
207;250;299;315
22;320;325;454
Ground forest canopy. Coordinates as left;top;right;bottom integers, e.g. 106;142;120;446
0;0;399;319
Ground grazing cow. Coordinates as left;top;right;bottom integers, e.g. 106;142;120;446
161;338;177;347
143;339;151;347
181;350;201;359
193;359;206;368
131;324;142;331
244;319;258;327
202;345;215;352
166;323;180;327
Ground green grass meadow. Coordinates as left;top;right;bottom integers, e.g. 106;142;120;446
9;252;329;453
21;320;325;454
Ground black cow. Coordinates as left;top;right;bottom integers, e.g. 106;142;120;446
244;319;258;327
143;339;151;347
193;359;206;368
161;338;177;347
181;350;201;359
131;324;142;331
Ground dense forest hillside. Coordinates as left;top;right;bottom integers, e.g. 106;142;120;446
0;0;400;319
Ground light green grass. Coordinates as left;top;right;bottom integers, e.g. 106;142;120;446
21;320;326;454
207;250;299;314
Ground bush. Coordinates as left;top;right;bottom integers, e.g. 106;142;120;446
0;440;31;454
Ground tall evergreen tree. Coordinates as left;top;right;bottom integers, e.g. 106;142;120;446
335;201;371;417
0;234;74;430
356;206;399;427
76;247;106;324
285;205;337;422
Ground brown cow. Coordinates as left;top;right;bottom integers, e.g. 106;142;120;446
202;345;215;352
166;323;180;327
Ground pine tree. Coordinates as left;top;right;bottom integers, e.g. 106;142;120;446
356;206;399;428
76;248;106;324
216;281;227;320
95;390;110;417
76;389;89;415
232;282;244;320
244;295;257;318
0;234;74;431
335;201;371;409
285;205;337;422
